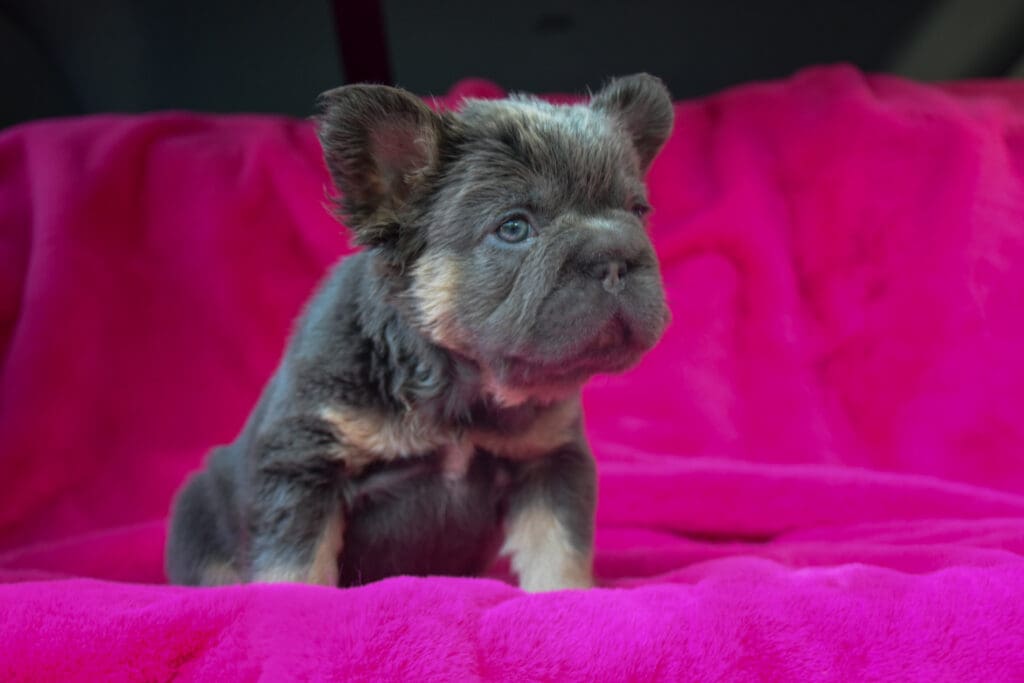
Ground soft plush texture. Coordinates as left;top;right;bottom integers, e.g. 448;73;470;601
1;65;1023;680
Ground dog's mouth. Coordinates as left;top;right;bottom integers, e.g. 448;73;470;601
587;315;632;355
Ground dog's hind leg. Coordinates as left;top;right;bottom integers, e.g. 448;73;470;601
165;461;241;586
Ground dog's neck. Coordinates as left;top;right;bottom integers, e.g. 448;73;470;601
356;257;570;428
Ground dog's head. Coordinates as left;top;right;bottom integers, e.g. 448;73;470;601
317;75;673;405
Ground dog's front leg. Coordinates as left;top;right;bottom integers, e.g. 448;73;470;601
502;445;597;592
246;416;345;586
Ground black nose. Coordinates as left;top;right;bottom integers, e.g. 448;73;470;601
588;259;628;294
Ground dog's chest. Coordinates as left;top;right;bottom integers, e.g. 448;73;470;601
439;439;476;478
339;446;511;586
320;398;580;473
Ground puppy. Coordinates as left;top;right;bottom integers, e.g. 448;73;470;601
166;74;673;592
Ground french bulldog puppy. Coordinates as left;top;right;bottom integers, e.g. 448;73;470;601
166;74;673;592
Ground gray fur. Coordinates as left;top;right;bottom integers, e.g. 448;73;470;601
166;74;674;590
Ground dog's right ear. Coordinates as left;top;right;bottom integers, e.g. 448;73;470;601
316;84;443;248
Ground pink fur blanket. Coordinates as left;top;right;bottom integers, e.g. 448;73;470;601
2;66;1023;680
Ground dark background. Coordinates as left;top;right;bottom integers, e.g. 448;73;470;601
2;0;1024;130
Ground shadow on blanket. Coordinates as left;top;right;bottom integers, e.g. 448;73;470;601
1;65;1022;679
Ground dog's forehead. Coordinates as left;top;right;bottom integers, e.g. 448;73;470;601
446;97;641;209
461;96;611;138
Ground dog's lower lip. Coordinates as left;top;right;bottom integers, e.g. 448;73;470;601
589;316;630;352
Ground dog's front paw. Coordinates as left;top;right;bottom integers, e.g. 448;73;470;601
519;568;594;593
503;503;595;593
251;564;338;586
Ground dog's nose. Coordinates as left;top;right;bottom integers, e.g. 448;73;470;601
588;259;628;294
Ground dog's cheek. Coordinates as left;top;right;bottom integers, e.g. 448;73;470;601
410;252;464;348
465;243;561;351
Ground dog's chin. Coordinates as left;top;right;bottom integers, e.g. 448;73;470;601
480;319;648;407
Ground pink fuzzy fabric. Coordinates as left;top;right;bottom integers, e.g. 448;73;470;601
2;66;1023;680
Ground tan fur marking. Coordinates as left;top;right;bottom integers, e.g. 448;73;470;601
479;370;534;408
410;253;461;347
441;438;475;479
319;405;449;470
200;562;240;586
470;398;581;460
480;367;584;409
252;566;305;584
501;503;593;592
307;513;343;586
251;514;343;586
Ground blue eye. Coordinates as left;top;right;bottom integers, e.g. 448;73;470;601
495;217;533;243
631;203;650;219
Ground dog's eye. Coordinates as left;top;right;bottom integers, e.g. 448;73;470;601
631;203;650;219
495;218;533;243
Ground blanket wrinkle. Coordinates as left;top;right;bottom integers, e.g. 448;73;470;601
1;65;1024;679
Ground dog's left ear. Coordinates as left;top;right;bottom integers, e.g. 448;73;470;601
317;84;443;248
590;74;674;174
